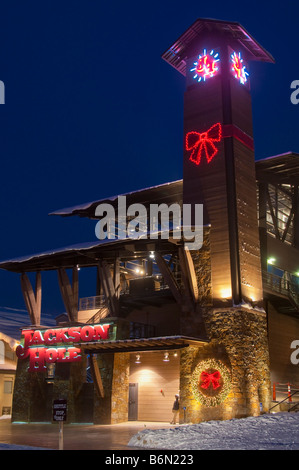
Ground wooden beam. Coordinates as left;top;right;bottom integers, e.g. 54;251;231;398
57;267;78;322
89;355;105;398
113;257;120;299
154;252;183;305
266;187;280;240
179;247;199;303
98;261;119;316
20;272;42;325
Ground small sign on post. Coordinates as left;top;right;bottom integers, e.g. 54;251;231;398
53;399;67;450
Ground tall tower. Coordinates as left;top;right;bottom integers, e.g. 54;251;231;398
162;18;274;306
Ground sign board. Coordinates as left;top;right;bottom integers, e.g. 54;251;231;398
16;323;114;372
53;399;67;422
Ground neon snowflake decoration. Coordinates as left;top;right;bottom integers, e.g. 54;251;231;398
230;51;249;85
190;49;220;82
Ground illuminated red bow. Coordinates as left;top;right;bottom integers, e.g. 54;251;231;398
186;123;222;165
200;370;221;390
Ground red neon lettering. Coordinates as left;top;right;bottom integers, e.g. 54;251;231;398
57;348;68;362
93;324;110;340
80;326;95;342
68;327;81;342
44;329;56;345
16;344;29;359
68;347;82;362
31;330;44;345
55;328;69;343
28;347;47;372
21;330;34;349
45;348;58;363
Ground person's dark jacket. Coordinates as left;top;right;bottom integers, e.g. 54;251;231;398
173;398;179;411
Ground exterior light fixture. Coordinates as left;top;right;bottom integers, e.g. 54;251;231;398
220;287;232;299
267;257;276;265
149;251;155;259
163;352;169;362
135;354;141;364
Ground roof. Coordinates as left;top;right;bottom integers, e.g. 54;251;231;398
82;335;207;354
161;17;275;76
1;153;298;274
256;152;299;185
0;234;189;273
49;180;183;219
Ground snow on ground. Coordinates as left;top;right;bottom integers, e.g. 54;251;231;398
128;412;299;450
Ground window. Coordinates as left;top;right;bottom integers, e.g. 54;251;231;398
4;380;13;394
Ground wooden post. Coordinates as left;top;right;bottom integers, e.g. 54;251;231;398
154;252;183;306
20;272;42;325
98;260;119;316
57;267;79;322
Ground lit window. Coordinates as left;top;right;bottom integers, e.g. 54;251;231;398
4;380;13;394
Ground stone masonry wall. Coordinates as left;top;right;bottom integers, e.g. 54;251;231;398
111;352;130;424
180;306;271;423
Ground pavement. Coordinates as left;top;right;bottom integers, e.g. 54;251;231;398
0;418;174;450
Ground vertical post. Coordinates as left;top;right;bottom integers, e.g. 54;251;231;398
288;383;292;403
59;421;64;450
272;383;276;401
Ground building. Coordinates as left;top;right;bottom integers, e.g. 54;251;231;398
0;18;299;425
0;330;19;417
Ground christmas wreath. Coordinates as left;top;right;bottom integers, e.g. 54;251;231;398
191;358;231;407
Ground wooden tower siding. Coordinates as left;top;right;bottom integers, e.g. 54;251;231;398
183;38;263;305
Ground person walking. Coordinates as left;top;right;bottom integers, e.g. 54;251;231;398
170;394;180;424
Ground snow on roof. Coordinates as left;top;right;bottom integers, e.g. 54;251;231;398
49;180;183;217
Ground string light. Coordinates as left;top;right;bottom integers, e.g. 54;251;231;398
191;359;231;407
186;123;222;165
190;49;220;82
230;51;249;85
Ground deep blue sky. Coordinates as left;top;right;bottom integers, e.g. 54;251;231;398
0;0;298;320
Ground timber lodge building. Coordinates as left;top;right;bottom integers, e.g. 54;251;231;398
1;18;299;424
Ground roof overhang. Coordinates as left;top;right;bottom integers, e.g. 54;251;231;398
0;229;209;273
162;17;275;76
49;180;183;219
82;335;208;354
256;152;299;185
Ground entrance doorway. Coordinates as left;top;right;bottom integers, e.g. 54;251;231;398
128;383;138;420
129;351;180;421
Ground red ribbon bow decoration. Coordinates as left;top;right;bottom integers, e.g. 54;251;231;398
200;370;221;390
186;122;222;165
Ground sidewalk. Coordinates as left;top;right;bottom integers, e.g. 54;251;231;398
0;418;173;450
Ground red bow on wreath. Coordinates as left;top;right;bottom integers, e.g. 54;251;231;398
185;123;222;165
200;370;221;390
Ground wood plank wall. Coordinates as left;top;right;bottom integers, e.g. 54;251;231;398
129;351;180;422
230;79;263;303
268;303;299;388
183;77;232;302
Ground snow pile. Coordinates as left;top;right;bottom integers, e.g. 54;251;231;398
0;443;49;450
129;412;299;450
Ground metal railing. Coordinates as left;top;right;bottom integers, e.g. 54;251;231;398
270;382;299;412
79;295;106;311
262;271;299;308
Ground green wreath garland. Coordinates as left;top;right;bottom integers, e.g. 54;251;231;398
191;358;231;407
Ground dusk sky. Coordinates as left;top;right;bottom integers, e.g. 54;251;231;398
0;0;298;320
